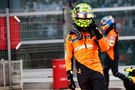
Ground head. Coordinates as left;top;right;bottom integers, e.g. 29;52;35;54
72;3;95;28
101;15;115;31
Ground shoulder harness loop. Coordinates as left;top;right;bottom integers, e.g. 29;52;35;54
70;25;83;40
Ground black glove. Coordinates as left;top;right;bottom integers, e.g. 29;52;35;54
90;20;103;40
66;70;76;90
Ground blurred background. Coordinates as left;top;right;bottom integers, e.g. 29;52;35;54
0;0;135;90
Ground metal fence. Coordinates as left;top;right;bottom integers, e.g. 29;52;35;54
0;59;23;90
0;5;135;89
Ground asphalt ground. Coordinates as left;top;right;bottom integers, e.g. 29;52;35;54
22;66;133;90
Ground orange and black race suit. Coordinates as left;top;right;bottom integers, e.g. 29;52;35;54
103;29;119;88
65;30;108;90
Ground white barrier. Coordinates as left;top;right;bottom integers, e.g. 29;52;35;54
0;59;23;90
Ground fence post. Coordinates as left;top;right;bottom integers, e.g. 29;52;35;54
20;59;23;89
2;59;6;87
6;8;12;90
63;3;72;39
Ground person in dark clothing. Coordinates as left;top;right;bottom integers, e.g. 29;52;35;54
100;15;129;90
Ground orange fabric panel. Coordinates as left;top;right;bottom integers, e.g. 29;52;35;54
65;34;74;71
131;77;135;83
106;29;118;60
65;31;108;74
98;37;109;51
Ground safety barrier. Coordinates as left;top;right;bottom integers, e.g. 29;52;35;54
0;59;23;90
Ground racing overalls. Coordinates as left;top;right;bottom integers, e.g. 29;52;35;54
65;29;108;90
103;29;119;88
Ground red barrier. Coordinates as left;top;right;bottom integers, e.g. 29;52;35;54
0;16;20;50
52;59;68;89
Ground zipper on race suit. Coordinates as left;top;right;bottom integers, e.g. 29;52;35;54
84;36;87;49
